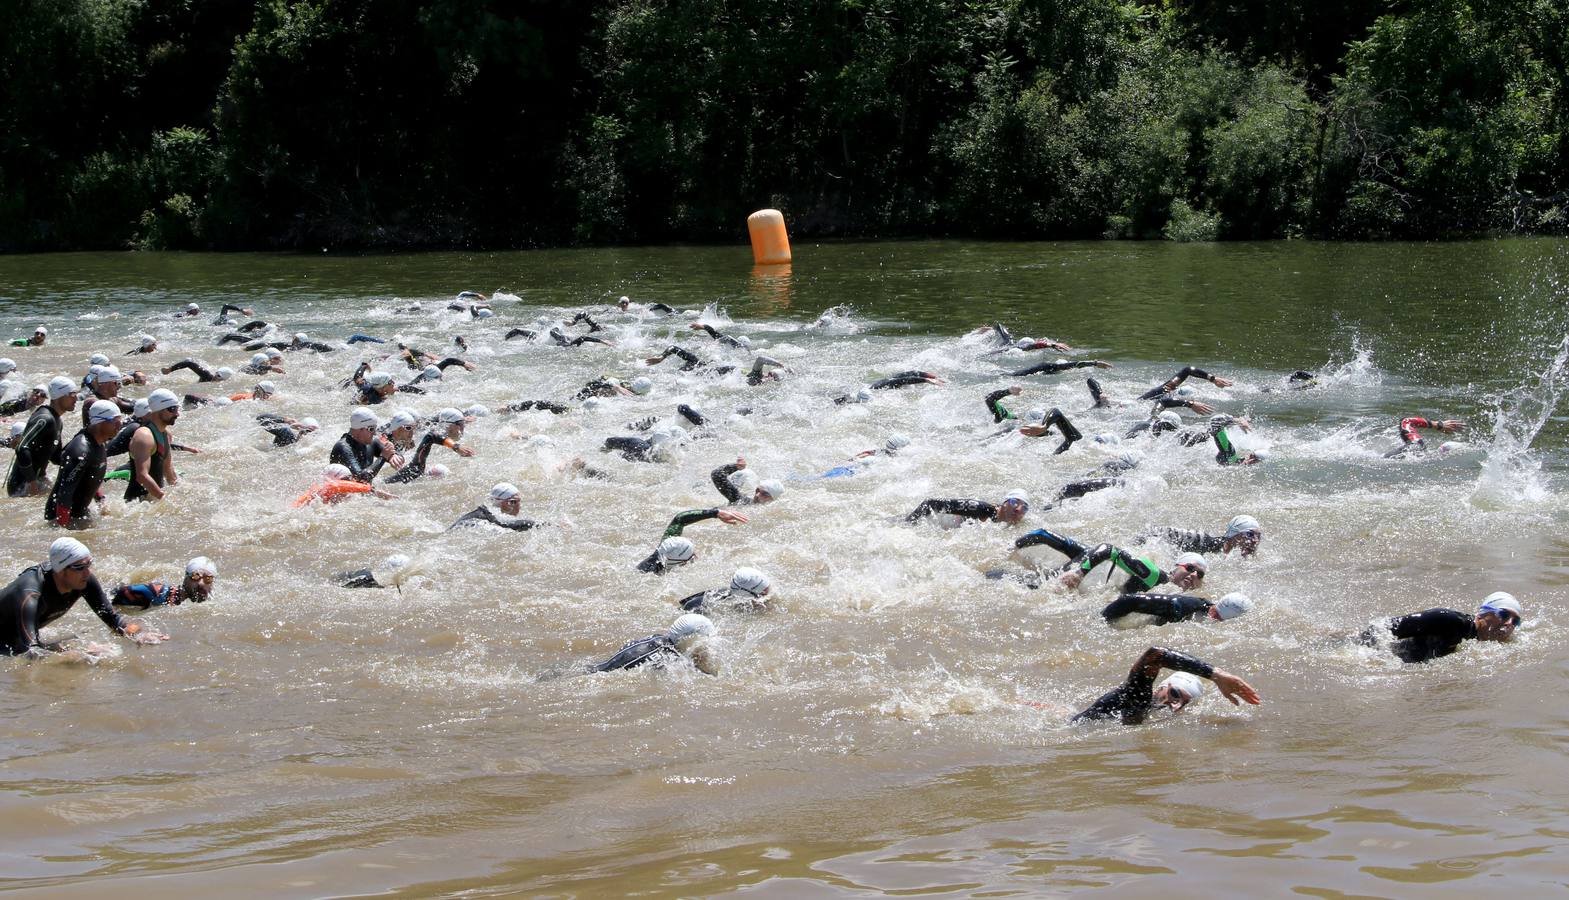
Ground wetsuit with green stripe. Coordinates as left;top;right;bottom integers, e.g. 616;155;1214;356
1075;543;1169;594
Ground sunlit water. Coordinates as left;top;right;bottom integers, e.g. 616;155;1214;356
1;240;1567;896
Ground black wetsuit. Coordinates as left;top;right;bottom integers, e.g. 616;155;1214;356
1009;360;1102;378
1362;608;1479;663
1137;526;1225;555
871;371;934;390
449;505;544;532
46;429;107;526
573;379;624;400
290;339;336;353
591;633;685;672
984;389;1082;452
165;359;221;382
0;566;128;656
635;509;720;573
1101;593;1212;626
1074;543;1169;594
78;393;134;429
1072;647;1215;725
211;304;250;326
1137;366;1219;401
565;312;604;332
0;395;37;416
693;323;748;349
336;569;382;588
679;587;761;614
123;423;170;501
710;463;755;504
256;414;305;447
905;498;998;525
6;405;62;496
502;399;570;414
384;431;448;484
329;432;389;482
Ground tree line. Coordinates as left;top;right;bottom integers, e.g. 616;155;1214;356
2;0;1565;251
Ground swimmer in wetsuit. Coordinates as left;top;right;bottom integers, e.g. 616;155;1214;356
1384;416;1465;458
617;296;680;315
240;352;284;376
1010;358;1112;378
211;303;254;326
0;538;167;656
1137;514;1263;557
1136;365;1235;401
590;613;718;674
635;508;748;574
385;408;474;484
257;413;318;447
711;458;784;506
112;556;217;608
1207;415;1266;466
46;400;122;528
870;370;945;390
573;375;652;401
1010;524;1207;594
127;334;158;355
330;408;405;482
78;367;135;427
12;326;48;347
0;384;46;418
983;386;1083;454
679;567;772;615
906;491;1030;527
1358;592;1522;663
1100;591;1252;628
449;483;547;531
160;359;232;383
1070;646;1259;725
7;377;78;498
688;322;751;349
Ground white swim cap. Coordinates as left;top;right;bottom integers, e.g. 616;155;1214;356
1157;410;1182;428
294;332;308;342
185;556;217;578
216;366;235;381
87;353;109;366
349;407;379;430
1174;552;1208;574
1092;432;1120;444
629;376;653;395
381;554;411;572
322;463;351;480
463;404;488;419
657;536;695;563
34;326;47;336
1225;515;1261;539
139;334;156;348
9;422;24;438
1215;592;1253;620
426;463;450;478
1479;591;1522;618
1015;337;1035;349
730;567;770;598
95;365;122;384
1023;407;1046;423
365;371;394;387
255;380;276;396
436;407;464;424
1438;441;1464;456
668;613;716;641
87;399;122;425
1250;448;1270;462
0;358;15;375
387;411;417;431
47;376;76;400
213;396;234;407
422;364;442;380
1175;386;1195;398
299;417;319;429
146;388;179;413
619;295;631;304
133;398;149;417
265;348;283;360
581;397;601;411
473;308;494;318
1163;672;1205;702
885;434;911;452
489;482;520;502
47;537;91;571
186;302;199;312
250;352;269;367
856;388;872;403
1003;489;1030;507
757;479;784;500
87;364;103;383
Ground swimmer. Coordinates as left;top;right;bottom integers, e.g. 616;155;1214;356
679;567;772;614
6;377;77;498
1207;414;1266;466
257;413;318;447
449;483;547;531
128;334;158;354
563;311;605;332
1101;591;1252;628
125;389;180;501
743;356;789;385
1138;514;1263;557
573;375;651;400
78;366;134;426
160;359;233;383
378;410;419;450
711;458;783;505
292;464;396;506
870;370;946;390
0;538;167;656
603;424;686;462
1061;546;1208;594
1384;416;1465;458
211;303;254;325
112;556;217;607
104;398;200;458
1070;646;1259;725
1136;365;1235;401
384;408;474;484
287;332;336;352
350;363;399;404
635;508;748;574
47;400;122;528
1009;358;1111;378
220;322;274;344
819;434;910;478
1359;592;1522;663
173;302;202;318
984;386;1083;453
330;408;405;482
905;490;1030;527
11;326;47;347
0;383;47;417
618;295;679;315
335;554;412;589
590;613;718;674
498;399;571;415
689;322;751;349
645;345;726;373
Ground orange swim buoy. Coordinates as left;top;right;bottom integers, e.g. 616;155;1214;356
291;478;372;508
747;209;791;265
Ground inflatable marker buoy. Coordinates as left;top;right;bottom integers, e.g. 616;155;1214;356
748;209;791;265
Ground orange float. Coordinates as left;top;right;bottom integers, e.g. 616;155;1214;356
747;209;791;265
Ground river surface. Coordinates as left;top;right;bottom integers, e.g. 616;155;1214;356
0;239;1567;897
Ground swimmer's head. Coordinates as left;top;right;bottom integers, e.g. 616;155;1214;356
349;407;379;433
1211;592;1253;621
1476;591;1523;641
1156;410;1182;430
422;364;442;381
657;536;696;567
1223;514;1262;555
426;463;451;478
184;556;217;599
1175;386;1195;398
1157;672;1205;711
298;417;319;431
0;358;13;376
88;353;109;367
489;482;522;515
1438;440;1465;456
618;296;631;309
1172;552;1207;590
265;348;284;362
293;332;308;343
1015;337;1035;349
48;376;77;402
322;463;352;481
755;479;784;504
667;612;716;645
387;410;417;435
8;422;23;439
1024;407;1046;424
629;376;653;396
250;352;269;368
1244;447;1269;465
216;367;235;381
464;404;488;419
1092;432;1120;445
884;434;911;454
581;397;601;411
730;567;771;601
86;399;122;430
436;406;465;425
186;303;199;313
139;334;156;350
999;490;1030;523
255;380;276;398
95;365;122;385
133;397;149;418
47;537;92;586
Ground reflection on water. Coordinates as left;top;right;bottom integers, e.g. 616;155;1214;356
0;240;1566;895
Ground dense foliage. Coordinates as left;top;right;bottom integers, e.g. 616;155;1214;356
2;0;1564;250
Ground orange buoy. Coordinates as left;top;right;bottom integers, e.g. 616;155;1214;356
747;209;791;265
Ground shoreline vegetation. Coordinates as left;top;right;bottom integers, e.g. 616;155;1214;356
3;1;1565;253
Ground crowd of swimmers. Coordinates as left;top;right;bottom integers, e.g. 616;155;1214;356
0;301;1528;726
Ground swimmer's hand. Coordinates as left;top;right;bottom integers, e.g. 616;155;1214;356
1185;400;1216;415
455;445;476;458
1211;670;1260;706
1210;375;1234;388
644;356;663;365
1091;360;1113;369
124;622;169;645
716;509;748;525
1050;340;1072;351
1439;420;1466;433
386;452;406;469
1057;569;1084;589
734;456;747;470
1231;416;1253;432
1018;425;1050;438
1008;386;1024;396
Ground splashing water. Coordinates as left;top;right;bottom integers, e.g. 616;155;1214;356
1472;331;1569;506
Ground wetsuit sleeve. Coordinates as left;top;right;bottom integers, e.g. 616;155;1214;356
1014;528;1087;560
870;373;932;390
1399;417;1437;443
0;397;27;415
1009;361;1093;377
220;304;246;316
711;464;743;503
1101;594;1210;625
1389;608;1475;641
985;389;1015;423
1138;366;1214;400
433;357;468;371
663;508;719;536
677;590;710;612
82;575;129;635
112;583;173;609
906;499;997;523
1137;527;1223;555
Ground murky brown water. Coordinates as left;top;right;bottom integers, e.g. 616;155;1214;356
1;240;1567;896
